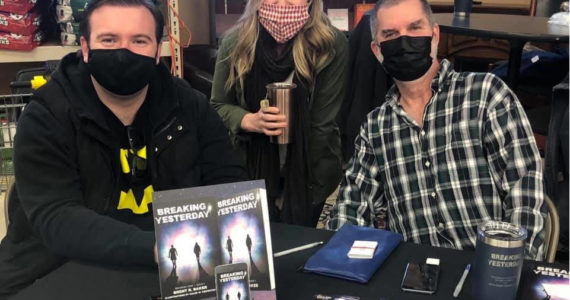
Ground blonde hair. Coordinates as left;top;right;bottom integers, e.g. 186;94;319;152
224;0;335;90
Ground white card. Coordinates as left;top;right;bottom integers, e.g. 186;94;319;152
347;240;378;259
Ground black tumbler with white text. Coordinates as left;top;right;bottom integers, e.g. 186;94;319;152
472;221;527;300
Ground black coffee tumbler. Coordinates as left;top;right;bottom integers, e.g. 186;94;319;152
472;221;527;300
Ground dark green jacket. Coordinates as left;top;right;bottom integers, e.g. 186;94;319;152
211;28;349;207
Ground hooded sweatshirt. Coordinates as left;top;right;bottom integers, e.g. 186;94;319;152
0;51;246;297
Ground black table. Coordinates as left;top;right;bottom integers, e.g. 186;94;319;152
433;13;569;90
11;223;555;300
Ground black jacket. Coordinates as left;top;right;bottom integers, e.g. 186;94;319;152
544;75;569;255
0;52;246;296
337;13;391;163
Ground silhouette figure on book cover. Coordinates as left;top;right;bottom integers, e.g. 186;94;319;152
245;233;260;276
227;235;234;263
168;245;178;270
194;242;201;264
246;234;252;256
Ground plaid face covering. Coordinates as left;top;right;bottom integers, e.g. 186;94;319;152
258;2;310;44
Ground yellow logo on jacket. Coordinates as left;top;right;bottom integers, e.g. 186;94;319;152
117;146;153;214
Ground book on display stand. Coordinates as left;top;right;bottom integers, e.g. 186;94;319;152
153;180;277;300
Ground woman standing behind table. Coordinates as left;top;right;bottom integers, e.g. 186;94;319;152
211;0;348;227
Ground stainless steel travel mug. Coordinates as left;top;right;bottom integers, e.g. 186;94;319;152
265;82;296;144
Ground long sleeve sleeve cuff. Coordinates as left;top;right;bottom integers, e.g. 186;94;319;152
127;231;156;266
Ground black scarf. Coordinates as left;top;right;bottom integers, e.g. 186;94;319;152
243;27;313;226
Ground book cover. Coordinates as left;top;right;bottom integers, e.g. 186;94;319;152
153;180;277;300
518;262;569;300
327;8;349;32
353;3;375;28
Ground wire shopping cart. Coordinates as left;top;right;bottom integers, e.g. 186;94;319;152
0;93;29;192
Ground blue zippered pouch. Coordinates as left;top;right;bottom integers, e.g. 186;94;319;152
303;224;403;283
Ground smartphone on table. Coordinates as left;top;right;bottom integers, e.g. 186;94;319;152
400;258;440;295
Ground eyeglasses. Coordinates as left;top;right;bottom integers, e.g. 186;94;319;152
127;126;147;180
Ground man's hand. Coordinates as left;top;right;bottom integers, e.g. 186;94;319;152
240;107;287;136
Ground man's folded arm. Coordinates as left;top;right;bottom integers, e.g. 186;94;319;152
483;74;546;260
14;101;155;266
327;122;384;230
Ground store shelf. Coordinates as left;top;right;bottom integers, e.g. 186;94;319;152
0;40;173;63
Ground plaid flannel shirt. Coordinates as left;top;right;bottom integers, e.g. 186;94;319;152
327;60;546;260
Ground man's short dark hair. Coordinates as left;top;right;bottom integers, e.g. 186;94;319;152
369;0;434;42
79;0;164;44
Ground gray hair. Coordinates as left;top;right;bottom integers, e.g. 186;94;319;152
369;0;435;42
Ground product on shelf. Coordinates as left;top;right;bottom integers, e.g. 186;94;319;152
0;0;42;50
59;20;78;34
69;0;88;22
56;0;87;23
0;0;36;15
55;4;72;23
59;21;78;45
60;31;76;45
56;0;88;46
0;11;39;35
0;31;41;50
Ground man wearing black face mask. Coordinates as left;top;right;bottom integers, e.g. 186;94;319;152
0;0;246;297
328;0;546;261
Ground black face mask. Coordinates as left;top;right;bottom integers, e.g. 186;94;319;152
87;48;157;96
379;35;433;82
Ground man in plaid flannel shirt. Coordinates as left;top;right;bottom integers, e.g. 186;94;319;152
327;0;545;260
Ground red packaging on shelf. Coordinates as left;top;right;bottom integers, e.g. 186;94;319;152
0;31;40;51
0;11;39;35
0;0;36;15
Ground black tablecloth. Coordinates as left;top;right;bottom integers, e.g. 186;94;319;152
12;223;560;300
